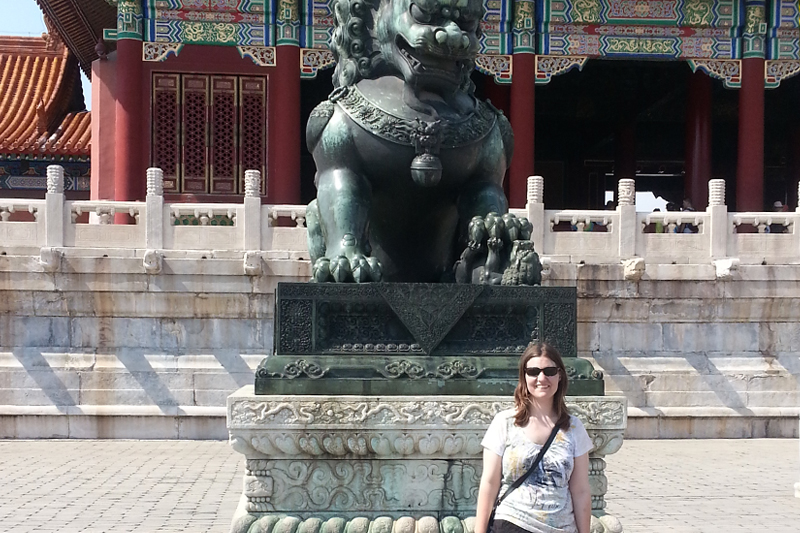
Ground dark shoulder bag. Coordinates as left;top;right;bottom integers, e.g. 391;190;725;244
487;425;560;533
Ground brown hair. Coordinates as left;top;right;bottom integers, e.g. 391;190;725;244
513;342;571;431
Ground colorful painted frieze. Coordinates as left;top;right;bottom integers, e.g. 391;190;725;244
742;0;766;57
143;0;275;45
541;25;735;57
539;0;740;27
767;0;799;59
484;0;513;53
131;0;800;67
513;0;536;52
301;0;333;49
148;0;266;12
538;0;741;58
119;0;145;40
276;0;302;45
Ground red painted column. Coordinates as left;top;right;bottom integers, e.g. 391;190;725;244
736;57;765;211
268;45;302;204
508;53;536;208
113;38;144;203
614;118;637;179
684;71;712;209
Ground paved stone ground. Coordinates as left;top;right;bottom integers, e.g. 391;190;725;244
0;439;797;532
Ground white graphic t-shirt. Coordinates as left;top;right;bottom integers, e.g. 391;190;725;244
481;409;593;533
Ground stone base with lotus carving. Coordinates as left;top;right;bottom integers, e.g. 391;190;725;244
227;387;627;533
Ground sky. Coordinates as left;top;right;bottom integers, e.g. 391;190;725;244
0;0;93;110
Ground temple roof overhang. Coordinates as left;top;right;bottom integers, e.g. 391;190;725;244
0;35;90;160
35;0;117;77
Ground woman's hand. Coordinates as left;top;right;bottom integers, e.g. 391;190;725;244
569;452;592;533
474;448;503;533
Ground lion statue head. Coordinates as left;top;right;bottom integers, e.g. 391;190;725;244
330;0;483;93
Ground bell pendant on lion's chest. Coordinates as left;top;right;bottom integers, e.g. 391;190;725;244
411;118;443;187
410;153;443;187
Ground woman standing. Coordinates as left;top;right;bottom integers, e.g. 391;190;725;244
475;343;593;533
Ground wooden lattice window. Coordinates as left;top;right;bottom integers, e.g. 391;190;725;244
151;73;268;195
152;74;180;192
239;77;267;194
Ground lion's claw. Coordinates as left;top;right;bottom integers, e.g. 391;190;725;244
312;254;382;283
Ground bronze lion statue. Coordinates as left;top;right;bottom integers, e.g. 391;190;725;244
306;0;534;283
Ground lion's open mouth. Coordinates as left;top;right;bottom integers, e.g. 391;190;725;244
395;35;461;78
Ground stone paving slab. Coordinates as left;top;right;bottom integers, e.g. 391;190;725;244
0;439;798;532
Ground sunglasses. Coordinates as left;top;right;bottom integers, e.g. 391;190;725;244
524;366;559;377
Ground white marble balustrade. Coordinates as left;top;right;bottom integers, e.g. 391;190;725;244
510;177;800;267
1;167;798;270
0;167;308;260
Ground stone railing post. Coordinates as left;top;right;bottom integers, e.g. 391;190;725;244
525;176;545;254
145;167;164;249
707;179;728;259
617;178;636;259
45;165;65;247
244;170;263;250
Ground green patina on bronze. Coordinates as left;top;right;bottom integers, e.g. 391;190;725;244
255;283;604;396
305;0;514;284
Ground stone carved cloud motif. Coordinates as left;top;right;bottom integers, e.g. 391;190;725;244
230;400;510;427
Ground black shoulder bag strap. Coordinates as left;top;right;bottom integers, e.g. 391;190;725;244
488;424;560;528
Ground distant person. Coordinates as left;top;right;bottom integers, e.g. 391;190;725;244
605;200;616;210
680;198;698;233
654;208;664;234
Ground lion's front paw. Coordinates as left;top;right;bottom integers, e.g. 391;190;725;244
311;255;382;283
454;212;540;286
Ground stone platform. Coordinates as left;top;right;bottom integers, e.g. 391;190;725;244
227;387;627;533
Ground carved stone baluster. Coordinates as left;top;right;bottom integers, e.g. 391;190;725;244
707;179;729;260
146;167;164;250
244;170;261;198
527;175;544;205
708;179;725;207
617;178;636;260
617;179;635;206
243;170;263;251
45;165;65;248
526;176;545;254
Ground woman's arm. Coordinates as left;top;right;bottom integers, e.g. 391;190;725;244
569;452;592;533
474;448;503;533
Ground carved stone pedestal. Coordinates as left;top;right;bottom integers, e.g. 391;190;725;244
227;388;627;533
